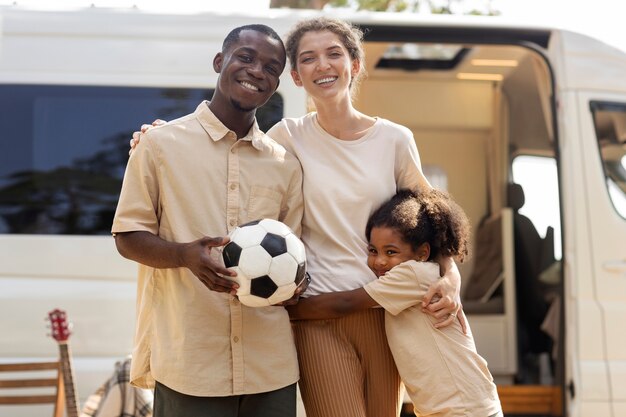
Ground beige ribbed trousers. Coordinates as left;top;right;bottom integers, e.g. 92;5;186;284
293;308;402;417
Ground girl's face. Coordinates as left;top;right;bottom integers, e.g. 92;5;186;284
290;30;359;101
367;226;428;277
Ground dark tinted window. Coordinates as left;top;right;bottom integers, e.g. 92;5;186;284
590;101;626;218
0;85;284;235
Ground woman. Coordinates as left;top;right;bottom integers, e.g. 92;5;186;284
131;17;464;417
286;188;502;417
269;18;463;417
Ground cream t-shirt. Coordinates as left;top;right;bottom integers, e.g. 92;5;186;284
365;261;501;416
267;113;429;296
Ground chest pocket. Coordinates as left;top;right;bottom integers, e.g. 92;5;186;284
247;185;282;222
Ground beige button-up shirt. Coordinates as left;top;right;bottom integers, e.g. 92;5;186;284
112;102;304;396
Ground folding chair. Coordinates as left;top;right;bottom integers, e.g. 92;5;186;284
0;360;65;417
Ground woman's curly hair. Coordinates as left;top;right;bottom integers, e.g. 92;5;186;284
366;188;470;262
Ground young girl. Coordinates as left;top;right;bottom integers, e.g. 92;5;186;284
287;188;502;417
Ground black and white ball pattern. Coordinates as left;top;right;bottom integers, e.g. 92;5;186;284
222;219;307;307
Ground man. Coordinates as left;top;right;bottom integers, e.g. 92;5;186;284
112;24;304;417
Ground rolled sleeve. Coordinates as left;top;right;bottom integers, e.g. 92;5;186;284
364;262;440;316
111;134;160;236
395;128;431;193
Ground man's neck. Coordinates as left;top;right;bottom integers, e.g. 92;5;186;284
208;100;256;139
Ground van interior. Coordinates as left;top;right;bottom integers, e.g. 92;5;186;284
355;39;565;414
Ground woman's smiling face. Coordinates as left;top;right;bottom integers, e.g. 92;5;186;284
290;30;358;101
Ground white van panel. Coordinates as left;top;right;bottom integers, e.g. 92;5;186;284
575;91;626;406
613;402;626;416
578;361;612;400
0;8;308;117
0;276;135;356
0;235;134;280
0;236;136;356
611;361;626;400
558;91;611;412
0;235;137;410
550;30;626;94
557;87;626;413
580;402;612;416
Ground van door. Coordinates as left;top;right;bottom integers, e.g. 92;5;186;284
569;92;626;416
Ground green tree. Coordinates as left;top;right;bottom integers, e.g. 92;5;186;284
270;0;499;15
270;0;331;8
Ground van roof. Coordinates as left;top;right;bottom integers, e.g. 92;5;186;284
1;6;624;93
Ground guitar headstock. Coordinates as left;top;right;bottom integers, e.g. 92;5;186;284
48;309;71;343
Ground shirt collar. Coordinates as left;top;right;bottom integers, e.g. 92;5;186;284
195;101;266;150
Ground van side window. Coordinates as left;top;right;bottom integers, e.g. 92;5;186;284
0;85;284;235
422;164;448;191
590;101;626;219
512;155;562;259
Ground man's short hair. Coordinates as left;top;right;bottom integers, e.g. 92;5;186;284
222;24;285;57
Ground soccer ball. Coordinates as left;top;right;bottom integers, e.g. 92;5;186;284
222;219;307;307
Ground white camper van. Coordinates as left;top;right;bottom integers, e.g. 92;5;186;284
0;5;624;417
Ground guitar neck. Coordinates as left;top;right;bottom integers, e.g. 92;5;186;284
58;342;80;417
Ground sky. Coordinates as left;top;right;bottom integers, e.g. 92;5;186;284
493;0;626;53
2;0;625;52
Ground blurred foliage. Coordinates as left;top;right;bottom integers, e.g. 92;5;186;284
270;0;500;15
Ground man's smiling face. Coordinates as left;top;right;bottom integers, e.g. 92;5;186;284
215;29;285;113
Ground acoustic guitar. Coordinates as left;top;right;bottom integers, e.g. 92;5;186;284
48;309;80;417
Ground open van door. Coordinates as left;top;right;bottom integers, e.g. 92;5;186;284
549;30;626;416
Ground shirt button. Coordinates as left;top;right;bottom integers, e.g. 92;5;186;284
233;336;239;343
229;219;236;226
230;183;237;190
